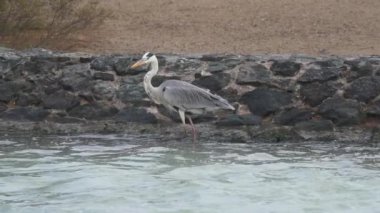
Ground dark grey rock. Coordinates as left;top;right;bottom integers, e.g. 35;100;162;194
113;57;140;75
117;80;148;105
366;100;380;116
23;57;58;74
0;102;7;112
270;60;301;76
217;87;239;103
344;76;380;103
216;114;261;126
300;81;338;106
200;54;225;61
0;107;49;121
206;62;229;73
0;80;30;102
90;56;116;71
273;107;313;125
294;119;334;132
166;58;202;74
42;90;80;110
298;67;342;83
344;60;374;81
68;103;118;120
60;64;92;92
236;63;271;86
115;107;157;124
240;88;293;116
318;97;363;126
92;81;116;101
93;72;115;81
251;126;301;143
192;73;231;92
16;93;41;106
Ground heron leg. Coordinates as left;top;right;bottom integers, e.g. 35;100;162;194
178;110;188;134
187;115;197;142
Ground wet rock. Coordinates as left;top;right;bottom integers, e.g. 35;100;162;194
90;56;116;71
294;119;334;132
300;81;338;106
216;114;261;126
318;97;363;126
236;63;271;86
251;126;301;143
0;107;49;121
270;60;301;76
240;88;293;116
92;81;116;101
68;102;118;120
192;72;231;91
151;75;181;87
344;76;380;103
16;93;41;106
42;90;80;110
115;107;157;124
273;107;313;125
298;67;342;83
93;72;115;81
344;59;374;81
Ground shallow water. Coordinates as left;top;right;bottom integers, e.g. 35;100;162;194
0;134;379;213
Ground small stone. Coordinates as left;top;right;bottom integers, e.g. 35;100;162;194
300;81;338;106
115;107;157;124
298;67;342;83
240;88;293;116
273;107;313;125
236;63;271;86
93;72;115;81
216;114;261;126
294;119;334;132
270;60;301;76
192;73;231;91
68;102;118;120
42;90;80;110
0;107;49;121
318;97;363;126
344;76;380;103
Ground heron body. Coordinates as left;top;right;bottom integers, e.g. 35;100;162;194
131;52;235;141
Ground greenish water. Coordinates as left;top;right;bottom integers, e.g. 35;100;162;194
0;134;379;213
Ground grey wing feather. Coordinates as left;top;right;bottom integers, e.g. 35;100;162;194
159;80;234;112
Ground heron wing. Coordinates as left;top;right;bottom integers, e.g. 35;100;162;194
160;80;234;112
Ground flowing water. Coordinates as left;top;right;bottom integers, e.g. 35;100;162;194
0;134;380;213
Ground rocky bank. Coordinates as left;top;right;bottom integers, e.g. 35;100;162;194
1;47;380;143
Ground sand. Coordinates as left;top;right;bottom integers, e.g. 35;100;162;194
78;0;380;55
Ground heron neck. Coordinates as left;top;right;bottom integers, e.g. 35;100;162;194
143;58;160;102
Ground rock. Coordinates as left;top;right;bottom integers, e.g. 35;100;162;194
0;80;30;102
344;59;374;81
92;81;116;101
0;107;49;121
251;126;301;143
298;67;342;83
42;90;80;110
151;75;181;87
166;58;203;75
60;64;92;92
240;88;293;116
217;87;239;103
117;79;148;105
318;97;363;126
236;63;271;86
90;56;116;71
16;93;41;106
270;60;301;76
115;107;157;124
23;57;58;74
93;72;115;81
366;100;380;116
300;81;338;106
192;72;231;91
206;61;229;73
200;54;225;61
294;119;334;132
344;76;380;103
273;107;313;125
68;102;118;120
113;57;141;75
216;114;261;126
312;59;344;68
0;102;7;112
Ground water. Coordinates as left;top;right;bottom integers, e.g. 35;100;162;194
0;134;380;213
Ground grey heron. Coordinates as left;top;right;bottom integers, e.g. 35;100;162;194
131;52;235;141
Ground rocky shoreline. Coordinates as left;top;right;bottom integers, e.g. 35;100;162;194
1;47;380;143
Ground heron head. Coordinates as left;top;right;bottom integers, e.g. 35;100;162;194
130;52;156;69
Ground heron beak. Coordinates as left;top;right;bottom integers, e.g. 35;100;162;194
130;60;146;69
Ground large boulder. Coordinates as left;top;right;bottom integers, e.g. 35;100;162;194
298;67;342;83
192;72;231;92
300;81;338;106
117;78;148;105
92;81;117;101
42;90;80;110
273;107;313;125
240;88;293;116
236;63;271;86
0;80;31;102
115;107;157;124
60;64;92;92
318;97;363;126
344;59;374;81
344;76;380;103
270;60;301;76
216;114;261;126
